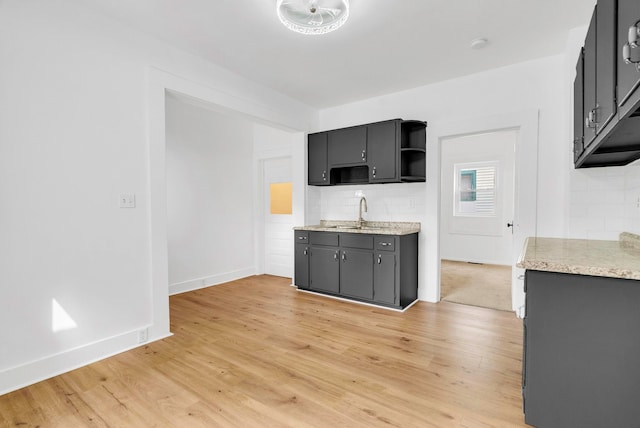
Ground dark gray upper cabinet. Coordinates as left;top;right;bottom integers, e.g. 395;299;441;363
367;120;400;183
575;0;640;167
583;10;598;147
583;1;616;149
574;49;585;163
618;0;640;114
308;118;426;185
400;120;427;181
595;0;617;135
328;126;367;167
308;132;329;185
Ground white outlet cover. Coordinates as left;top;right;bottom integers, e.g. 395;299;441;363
119;193;136;208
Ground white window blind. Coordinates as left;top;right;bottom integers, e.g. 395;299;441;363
454;162;498;217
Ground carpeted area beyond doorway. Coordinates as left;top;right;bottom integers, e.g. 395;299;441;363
440;260;512;311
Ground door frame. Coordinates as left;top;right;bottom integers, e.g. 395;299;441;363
146;67;307;342
439;129;517;265
428;110;539;314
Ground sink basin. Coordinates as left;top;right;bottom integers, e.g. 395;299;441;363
322;225;391;232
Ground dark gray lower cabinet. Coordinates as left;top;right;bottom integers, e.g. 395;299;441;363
309;246;340;294
294;247;309;290
374;253;396;305
294;231;309;289
523;270;640;427
340;249;373;300
294;231;418;309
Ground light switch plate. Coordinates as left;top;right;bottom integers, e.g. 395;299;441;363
119;193;136;208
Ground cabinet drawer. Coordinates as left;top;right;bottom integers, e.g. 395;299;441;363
374;236;396;251
340;233;374;249
295;231;309;243
310;232;339;246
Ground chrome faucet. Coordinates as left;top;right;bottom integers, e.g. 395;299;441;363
358;196;368;228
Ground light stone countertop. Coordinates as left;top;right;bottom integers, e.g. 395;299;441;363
294;220;420;236
516;233;640;280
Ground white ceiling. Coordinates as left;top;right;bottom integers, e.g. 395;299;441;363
84;0;595;109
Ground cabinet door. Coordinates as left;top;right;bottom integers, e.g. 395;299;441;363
618;0;640;111
595;0;617;134
524;270;640;427
294;244;309;289
374;253;396;305
583;9;597;147
309;247;340;294
340;250;373;300
308;132;328;185
367;120;399;183
574;49;585;164
328;126;367;167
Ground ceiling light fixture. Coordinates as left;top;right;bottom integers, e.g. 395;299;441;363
276;0;350;36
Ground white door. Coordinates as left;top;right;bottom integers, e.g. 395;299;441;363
263;157;293;278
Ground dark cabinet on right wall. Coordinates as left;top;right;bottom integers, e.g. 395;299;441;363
574;49;585;162
618;0;640;116
574;0;640;168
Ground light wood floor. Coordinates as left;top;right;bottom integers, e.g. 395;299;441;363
0;275;527;427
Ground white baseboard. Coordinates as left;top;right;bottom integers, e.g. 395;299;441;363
0;327;172;396
297;288;418;312
168;267;256;295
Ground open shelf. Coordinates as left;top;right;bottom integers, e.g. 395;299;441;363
400;121;426;181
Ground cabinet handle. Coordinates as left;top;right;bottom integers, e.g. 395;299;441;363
372;166;377;178
361;150;366;161
377;255;382;264
342;252;346;261
303;248;308;256
623;42;631;64
334;251;339;261
322;170;327;181
585;109;597;128
297;236;306;240
622;43;640;73
629;21;640;48
380;242;392;246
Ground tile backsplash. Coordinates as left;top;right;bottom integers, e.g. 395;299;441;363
316;182;427;223
568;164;640;240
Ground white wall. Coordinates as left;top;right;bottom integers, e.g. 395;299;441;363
0;0;315;394
317;55;566;302
165;96;255;294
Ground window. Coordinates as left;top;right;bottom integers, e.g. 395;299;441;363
270;182;292;215
454;162;498;217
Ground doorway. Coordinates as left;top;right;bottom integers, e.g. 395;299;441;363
262;157;293;278
439;129;517;311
